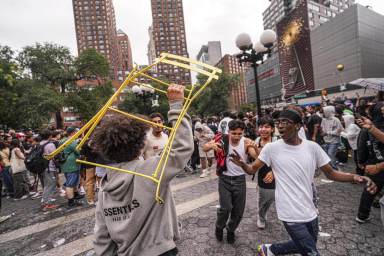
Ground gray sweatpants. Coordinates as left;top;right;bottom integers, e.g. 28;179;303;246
258;187;275;223
216;175;246;233
42;171;56;204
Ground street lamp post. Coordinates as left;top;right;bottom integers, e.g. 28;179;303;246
235;30;277;118
131;84;158;114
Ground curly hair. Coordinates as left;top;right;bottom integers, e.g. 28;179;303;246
93;114;150;163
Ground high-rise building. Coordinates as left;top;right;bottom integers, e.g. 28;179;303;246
117;29;133;72
149;0;191;85
216;55;247;111
72;0;120;79
255;0;355;102
196;41;222;66
312;4;384;90
147;26;157;72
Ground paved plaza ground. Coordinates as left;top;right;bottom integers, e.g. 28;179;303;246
0;160;383;256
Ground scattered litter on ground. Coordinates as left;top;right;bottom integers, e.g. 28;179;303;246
319;232;331;237
53;238;66;247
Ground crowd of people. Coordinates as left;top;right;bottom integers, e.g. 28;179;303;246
0;84;384;255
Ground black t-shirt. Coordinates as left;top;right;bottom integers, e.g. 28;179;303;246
256;137;276;189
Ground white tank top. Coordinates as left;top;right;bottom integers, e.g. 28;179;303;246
225;137;246;176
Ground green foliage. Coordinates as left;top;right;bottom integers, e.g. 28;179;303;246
17;42;74;87
64;82;114;122
0;79;63;129
119;92;169;117
74;48;110;80
0;45;18;87
239;103;256;113
191;70;239;116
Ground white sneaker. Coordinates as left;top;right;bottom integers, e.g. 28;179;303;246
0;215;11;223
200;169;209;178
31;191;42;199
257;218;266;229
14;195;29;201
79;186;86;195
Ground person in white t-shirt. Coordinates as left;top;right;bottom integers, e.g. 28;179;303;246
143;113;169;160
204;120;258;244
230;109;377;256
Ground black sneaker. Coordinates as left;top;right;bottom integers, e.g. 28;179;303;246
215;227;223;241
355;216;372;224
68;199;83;208
74;193;85;200
227;231;235;244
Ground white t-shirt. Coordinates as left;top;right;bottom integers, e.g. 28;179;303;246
258;139;330;222
218;117;233;135
298;127;307;141
143;131;168;159
225;137;246;176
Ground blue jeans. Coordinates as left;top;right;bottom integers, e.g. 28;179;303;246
270;217;319;256
0;166;14;196
322;143;339;169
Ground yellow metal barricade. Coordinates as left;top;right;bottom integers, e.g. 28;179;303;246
46;53;222;203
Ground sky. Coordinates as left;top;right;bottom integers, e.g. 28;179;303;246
0;0;383;65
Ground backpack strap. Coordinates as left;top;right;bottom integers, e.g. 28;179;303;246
222;135;229;157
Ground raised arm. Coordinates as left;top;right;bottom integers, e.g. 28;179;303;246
356;116;384;143
150;84;194;182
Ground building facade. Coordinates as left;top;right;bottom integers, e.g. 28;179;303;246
196;41;222;66
72;0;120;79
257;0;355;102
117;29;133;71
149;0;191;85
311;4;384;90
216;55;247;111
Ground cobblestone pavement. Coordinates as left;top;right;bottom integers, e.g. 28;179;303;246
0;161;383;256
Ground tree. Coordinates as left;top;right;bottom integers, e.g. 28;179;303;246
64;82;114;122
0;45;18;87
191;70;239;117
17;43;75;128
118;91;169;118
240;103;256;113
0;79;63;129
17;43;74;89
74;48;110;83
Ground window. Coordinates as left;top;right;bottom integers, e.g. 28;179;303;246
330;5;338;11
319;16;328;23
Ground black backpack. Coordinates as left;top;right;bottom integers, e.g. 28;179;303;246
24;142;50;174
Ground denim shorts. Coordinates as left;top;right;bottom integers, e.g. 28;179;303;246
64;172;80;188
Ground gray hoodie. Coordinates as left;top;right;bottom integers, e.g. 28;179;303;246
340;115;360;150
321;106;343;144
94;103;193;256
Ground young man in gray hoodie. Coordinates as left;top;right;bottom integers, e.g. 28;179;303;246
93;84;193;256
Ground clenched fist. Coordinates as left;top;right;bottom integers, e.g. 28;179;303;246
167;84;184;102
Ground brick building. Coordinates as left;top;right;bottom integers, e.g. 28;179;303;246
72;0;133;81
216;55;247;111
148;0;191;85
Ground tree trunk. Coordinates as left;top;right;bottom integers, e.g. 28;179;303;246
55;111;63;129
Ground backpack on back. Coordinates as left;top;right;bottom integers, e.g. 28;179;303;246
24;142;50;174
